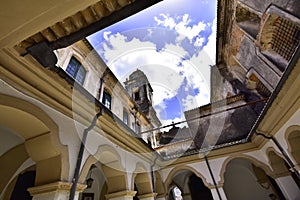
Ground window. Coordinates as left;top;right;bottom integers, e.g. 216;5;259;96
123;109;129;125
132;87;140;101
136;121;141;133
102;90;111;109
66;57;86;85
270;17;299;61
260;12;300;71
134;90;140;101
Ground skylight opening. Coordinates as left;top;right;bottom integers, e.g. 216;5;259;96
87;0;217;127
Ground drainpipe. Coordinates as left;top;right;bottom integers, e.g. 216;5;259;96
204;154;222;200
69;110;103;200
150;154;159;200
254;132;300;180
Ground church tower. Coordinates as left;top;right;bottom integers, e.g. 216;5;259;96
124;69;154;115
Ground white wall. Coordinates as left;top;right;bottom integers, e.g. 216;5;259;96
223;159;274;200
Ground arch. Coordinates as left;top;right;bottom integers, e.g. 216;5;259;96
164;166;213;200
155;171;166;198
2;165;36;200
85;145;128;194
80;144;126;179
222;157;282;200
168;184;182;200
285;125;300;164
80;163;107;200
188;173;213;200
132;162;152;196
164;166;211;190
93;144;124;172
220;154;274;184
266;147;290;177
267;147;300;189
10;169;36;200
0;94;68;189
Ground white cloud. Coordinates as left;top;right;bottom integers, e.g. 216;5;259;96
101;33;156;65
194;37;205;47
154;14;206;44
94;14;216;126
154;13;177;29
181;94;196;111
159;117;188;132
103;31;112;41
202;16;217;62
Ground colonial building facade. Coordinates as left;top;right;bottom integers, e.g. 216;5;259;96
0;0;299;200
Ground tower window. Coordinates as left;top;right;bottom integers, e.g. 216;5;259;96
66;57;86;85
102;91;111;109
136;121;141;133
123;109;129;125
134;90;140;101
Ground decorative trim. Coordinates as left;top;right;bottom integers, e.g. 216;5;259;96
156;193;166;198
273;171;292;179
105;190;137;199
138;193;157;199
28;181;86;196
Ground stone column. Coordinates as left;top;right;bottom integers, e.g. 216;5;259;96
209;185;227;200
156;196;166;200
275;175;300;200
138;193;157;200
28;181;86;200
105;190;137;200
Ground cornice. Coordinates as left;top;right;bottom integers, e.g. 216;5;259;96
0;47;158;164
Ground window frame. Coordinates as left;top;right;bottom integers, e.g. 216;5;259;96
123;109;129;126
102;90;112;110
66;56;86;85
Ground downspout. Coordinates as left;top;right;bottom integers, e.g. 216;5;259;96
69;110;103;200
150;154;159;200
204;154;222;200
254;132;300;180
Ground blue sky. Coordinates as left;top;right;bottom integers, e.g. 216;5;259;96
87;0;217;126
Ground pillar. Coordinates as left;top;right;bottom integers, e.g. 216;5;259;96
105;190;137;200
156;196;166;200
275;175;300;200
28;181;86;200
209;185;227;200
138;193;157;200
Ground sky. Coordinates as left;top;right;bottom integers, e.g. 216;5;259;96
87;0;217;127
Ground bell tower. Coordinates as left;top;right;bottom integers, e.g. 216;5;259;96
124;69;153;115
